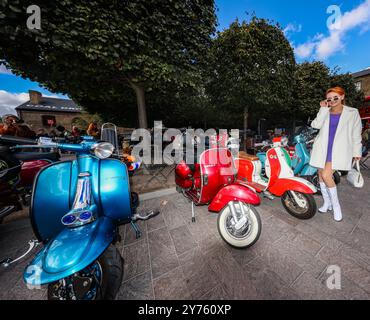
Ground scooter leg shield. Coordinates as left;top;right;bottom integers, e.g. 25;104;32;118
23;217;115;286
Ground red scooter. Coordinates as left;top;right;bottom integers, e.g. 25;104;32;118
175;146;262;248
0;135;59;222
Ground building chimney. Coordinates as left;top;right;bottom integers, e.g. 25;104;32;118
29;90;42;105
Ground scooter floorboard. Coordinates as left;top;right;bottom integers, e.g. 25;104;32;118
237;179;266;193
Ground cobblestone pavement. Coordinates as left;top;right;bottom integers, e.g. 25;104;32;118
1;170;369;300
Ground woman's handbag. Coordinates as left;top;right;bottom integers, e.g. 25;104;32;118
347;160;364;188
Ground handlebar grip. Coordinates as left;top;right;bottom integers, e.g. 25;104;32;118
0;134;37;145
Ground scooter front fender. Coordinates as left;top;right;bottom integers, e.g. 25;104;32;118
269;177;317;197
23;217;115;286
208;184;260;212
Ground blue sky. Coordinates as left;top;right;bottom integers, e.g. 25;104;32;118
1;0;370;115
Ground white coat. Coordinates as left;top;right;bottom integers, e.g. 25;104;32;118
309;105;363;171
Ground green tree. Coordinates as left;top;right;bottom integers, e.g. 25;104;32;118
329;68;364;109
291;61;331;128
292;62;365;131
206;17;295;145
0;0;216;128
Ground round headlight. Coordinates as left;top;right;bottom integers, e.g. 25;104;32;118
62;214;77;226
94;142;114;159
79;211;93;221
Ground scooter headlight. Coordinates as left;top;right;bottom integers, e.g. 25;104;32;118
79;211;93;222
61;211;94;227
93;142;114;159
61;214;77;226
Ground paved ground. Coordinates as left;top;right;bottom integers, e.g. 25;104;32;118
1;170;370;300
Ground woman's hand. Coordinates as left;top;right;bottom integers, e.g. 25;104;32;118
353;157;361;161
320;100;329;108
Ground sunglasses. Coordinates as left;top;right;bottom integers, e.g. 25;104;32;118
326;96;340;103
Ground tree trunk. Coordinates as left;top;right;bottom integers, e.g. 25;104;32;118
292;114;296;137
243;106;249;152
128;80;148;128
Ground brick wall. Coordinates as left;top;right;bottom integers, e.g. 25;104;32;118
17;110;83;132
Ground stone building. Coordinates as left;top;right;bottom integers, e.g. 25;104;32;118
353;68;370;127
15;90;83;131
352;67;370;97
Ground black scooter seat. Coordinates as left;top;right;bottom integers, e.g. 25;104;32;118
14;152;60;162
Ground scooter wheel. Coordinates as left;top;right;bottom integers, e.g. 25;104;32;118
281;191;316;219
217;202;262;249
47;245;123;300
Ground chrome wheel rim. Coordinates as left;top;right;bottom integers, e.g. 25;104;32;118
49;261;103;300
224;202;252;240
283;191;309;214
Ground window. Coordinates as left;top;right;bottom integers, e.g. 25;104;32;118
41;115;56;127
355;81;362;91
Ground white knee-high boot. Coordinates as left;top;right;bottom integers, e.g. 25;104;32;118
327;186;343;222
318;182;332;213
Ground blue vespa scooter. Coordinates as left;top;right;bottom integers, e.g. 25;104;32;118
7;136;158;300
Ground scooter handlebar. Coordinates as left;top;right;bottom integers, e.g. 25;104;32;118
12;137;92;153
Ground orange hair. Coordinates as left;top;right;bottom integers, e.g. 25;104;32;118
326;86;345;104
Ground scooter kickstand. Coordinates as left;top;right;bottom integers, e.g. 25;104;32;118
130;221;142;239
191;202;196;223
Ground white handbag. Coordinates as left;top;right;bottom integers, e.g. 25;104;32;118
347;160;364;188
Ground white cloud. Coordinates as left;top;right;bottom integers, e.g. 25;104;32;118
295;42;316;59
0;64;13;75
0;91;66;116
0;91;29;116
283;23;302;37
294;0;370;60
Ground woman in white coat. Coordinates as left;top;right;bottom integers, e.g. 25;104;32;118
309;86;362;222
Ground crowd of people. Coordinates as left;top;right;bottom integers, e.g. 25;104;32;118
0;114;100;142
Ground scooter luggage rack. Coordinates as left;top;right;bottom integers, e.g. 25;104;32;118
101;123;120;157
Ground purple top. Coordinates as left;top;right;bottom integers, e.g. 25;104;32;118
326;113;341;162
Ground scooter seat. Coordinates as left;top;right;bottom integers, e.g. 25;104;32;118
14;151;60;162
238;151;259;161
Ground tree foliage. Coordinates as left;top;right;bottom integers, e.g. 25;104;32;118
292;62;364;125
206;17;296;129
0;0;216;127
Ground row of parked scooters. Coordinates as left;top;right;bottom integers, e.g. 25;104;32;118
174;126;339;249
0;125;337;300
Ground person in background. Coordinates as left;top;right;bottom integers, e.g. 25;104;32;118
56;125;72;140
15;119;36;138
36;128;49;138
71;126;81;138
0;114;18;135
87;122;100;138
48;129;58;139
362;123;370;143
